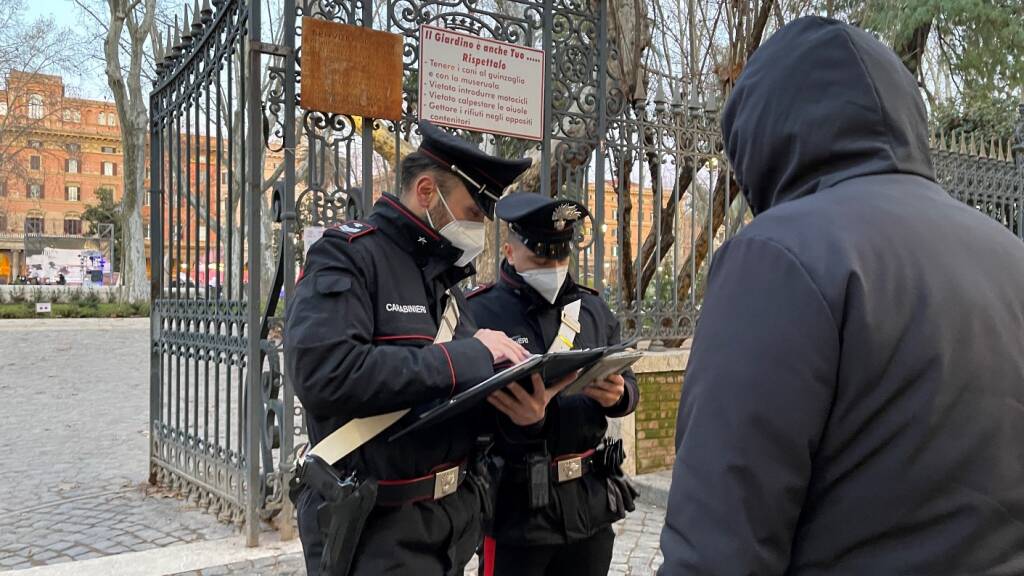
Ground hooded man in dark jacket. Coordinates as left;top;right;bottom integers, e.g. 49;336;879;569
659;16;1024;576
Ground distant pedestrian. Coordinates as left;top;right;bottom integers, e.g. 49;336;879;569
659;16;1024;575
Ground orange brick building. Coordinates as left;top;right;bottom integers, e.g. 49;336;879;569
0;72;285;284
0;72;136;282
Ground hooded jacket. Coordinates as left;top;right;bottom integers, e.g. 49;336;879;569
659;16;1024;575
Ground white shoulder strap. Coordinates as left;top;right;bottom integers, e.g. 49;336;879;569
308;291;460;464
547;299;582;353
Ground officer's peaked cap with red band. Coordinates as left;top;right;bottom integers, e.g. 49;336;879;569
417;120;533;217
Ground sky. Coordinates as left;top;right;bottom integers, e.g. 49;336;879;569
24;0;113;101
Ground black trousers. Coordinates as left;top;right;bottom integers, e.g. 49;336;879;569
297;483;482;576
482;525;616;576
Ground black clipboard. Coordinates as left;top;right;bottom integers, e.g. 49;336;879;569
388;348;607;441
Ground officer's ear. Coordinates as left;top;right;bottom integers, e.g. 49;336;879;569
502;241;515;266
412;174;439;212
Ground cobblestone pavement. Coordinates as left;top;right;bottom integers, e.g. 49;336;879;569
0;319;667;575
0;319;236;572
178;503;666;576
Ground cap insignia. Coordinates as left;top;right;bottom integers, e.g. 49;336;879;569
552;204;582;231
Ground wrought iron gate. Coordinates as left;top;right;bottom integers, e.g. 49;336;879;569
149;0;1024;547
148;0;271;544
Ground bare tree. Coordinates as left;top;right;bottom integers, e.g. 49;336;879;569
74;0;157;303
0;0;84;235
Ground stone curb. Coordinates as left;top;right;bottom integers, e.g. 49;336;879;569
632;469;672;509
5;535;302;576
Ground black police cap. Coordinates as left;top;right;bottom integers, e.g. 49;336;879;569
496;192;590;260
417;120;532;217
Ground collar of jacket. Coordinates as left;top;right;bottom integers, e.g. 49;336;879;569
498;259;582;311
371;193;476;286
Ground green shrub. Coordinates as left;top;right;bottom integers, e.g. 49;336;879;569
52;304;83;318
0;300;151;319
81;290;101;308
0;305;30;319
67;289;84;304
9;287;26;304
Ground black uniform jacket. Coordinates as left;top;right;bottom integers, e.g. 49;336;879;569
285;194;496;481
466;261;639;546
658;17;1024;575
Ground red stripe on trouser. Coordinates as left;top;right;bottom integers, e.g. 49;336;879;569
483;536;496;576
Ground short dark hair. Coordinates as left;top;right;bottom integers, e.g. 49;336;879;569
400;152;456;196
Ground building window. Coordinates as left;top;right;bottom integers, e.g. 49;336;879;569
102;161;117;176
28;140;42;149
0;213;6;232
66;185;80;201
25;216;43;234
0;180;5;197
0;101;7;115
66;158;79;174
30;156;41;170
101;146;117;154
611;245;618;258
98;112;116;126
62;109;81;122
27;183;43;199
97;112;106;125
65;143;81;154
28;94;44;119
143;223;151;239
143;190;150;206
64;218;82;235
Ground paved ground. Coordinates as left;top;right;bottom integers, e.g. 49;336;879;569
0;318;667;575
177;503;665;575
0;319;236;572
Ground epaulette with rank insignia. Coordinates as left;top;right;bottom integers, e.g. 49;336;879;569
324;220;376;242
465;283;494;299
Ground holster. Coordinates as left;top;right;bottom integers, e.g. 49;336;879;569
467;435;503;532
598;438;639;517
290;454;378;576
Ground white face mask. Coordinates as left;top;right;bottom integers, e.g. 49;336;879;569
517;264;569;304
427;191;486;267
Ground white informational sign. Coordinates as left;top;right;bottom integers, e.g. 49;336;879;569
36;303;52;313
303;225;326;259
419;25;545;141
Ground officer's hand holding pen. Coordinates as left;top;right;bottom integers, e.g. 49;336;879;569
473;328;531;365
487;372;576;426
583;374;626;408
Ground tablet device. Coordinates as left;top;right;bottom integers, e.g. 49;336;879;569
561;349;643;396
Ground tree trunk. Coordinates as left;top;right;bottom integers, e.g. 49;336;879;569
102;0;155;304
894;20;931;76
120;120;149;302
630;0;775;315
660;171;740;346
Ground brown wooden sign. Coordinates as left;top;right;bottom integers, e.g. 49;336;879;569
300;18;404;120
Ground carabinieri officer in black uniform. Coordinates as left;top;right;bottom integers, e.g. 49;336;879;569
286;122;555;576
467;192;640;576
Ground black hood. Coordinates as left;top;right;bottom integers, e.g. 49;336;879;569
721;16;935;216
